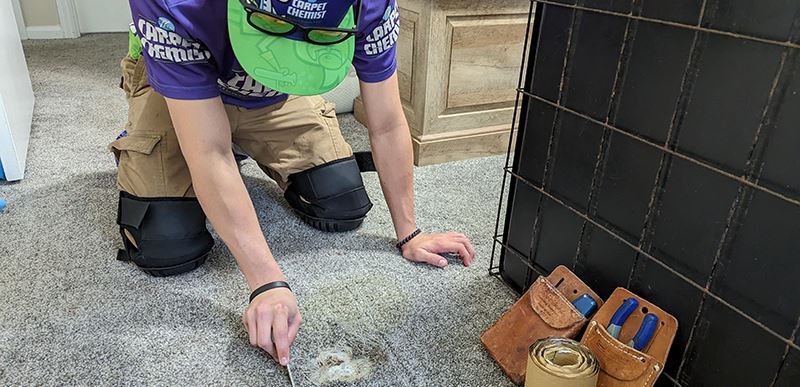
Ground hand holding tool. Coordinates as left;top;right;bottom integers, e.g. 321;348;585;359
628;313;659;351
607;298;639;339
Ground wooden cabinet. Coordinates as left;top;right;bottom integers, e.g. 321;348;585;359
354;0;532;165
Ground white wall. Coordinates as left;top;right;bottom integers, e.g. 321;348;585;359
14;0;130;39
0;1;36;181
76;0;131;33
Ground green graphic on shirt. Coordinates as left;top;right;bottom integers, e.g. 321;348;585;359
128;28;142;60
227;0;354;96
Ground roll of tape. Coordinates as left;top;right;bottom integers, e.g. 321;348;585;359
525;337;599;387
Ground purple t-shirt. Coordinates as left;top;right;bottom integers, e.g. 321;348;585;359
130;0;399;109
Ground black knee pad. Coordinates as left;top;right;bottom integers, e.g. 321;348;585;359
116;192;214;277
284;156;373;232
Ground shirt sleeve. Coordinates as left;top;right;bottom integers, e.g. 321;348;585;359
352;0;400;83
130;0;220;100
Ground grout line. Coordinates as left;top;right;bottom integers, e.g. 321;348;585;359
677;44;790;379
675;182;747;377
664;16;716;377
600;10;640;287
524;3;583;275
769;316;800;387
696;0;708;27
537;0;800;49
743;50;790;177
518;90;800;208
634;6;708;300
501;167;800;352
751;49;800;187
662;371;683;387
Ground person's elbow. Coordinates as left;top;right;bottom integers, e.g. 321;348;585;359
359;75;407;137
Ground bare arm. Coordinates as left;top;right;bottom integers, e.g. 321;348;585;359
359;74;476;266
165;97;300;365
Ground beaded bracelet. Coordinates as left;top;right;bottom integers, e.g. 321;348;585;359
395;228;422;250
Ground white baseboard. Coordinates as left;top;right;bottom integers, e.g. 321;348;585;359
26;25;67;39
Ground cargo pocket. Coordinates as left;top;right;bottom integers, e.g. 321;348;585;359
109;132;165;196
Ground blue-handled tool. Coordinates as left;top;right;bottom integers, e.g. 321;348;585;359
607;298;639;339
0;199;6;213
571;294;598;317
628;313;659;351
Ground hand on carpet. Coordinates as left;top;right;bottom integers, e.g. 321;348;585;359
243;288;302;365
400;232;476;268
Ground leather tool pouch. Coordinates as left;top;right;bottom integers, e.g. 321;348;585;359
481;265;603;384
580;288;678;387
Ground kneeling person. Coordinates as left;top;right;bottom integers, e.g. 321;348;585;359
112;0;476;366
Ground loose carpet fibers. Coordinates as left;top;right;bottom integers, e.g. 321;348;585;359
0;34;518;386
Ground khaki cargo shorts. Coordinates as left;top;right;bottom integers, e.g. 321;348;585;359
109;55;353;198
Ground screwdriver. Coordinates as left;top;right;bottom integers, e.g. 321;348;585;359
286;362;296;387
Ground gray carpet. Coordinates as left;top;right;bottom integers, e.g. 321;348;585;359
0;33;517;386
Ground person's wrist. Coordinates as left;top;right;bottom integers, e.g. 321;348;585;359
249;281;291;303
244;260;286;292
395;222;418;240
396;227;421;252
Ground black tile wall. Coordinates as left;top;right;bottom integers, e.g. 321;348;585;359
564;11;628;120
701;0;800;42
677;34;783;173
614;21;695;144
759;65;800;196
506;182;541;257
649;158;740;284
682;297;786;387
579;0;633;14
531;196;583;273
499;246;531;293
711;190;800;338
640;0;703;25
548;113;604;209
530;4;574;102
574;225;637;298
594;132;661;239
653;378;680;387
775;348;800;387
517;99;557;185
497;2;800;385
548;0;578;6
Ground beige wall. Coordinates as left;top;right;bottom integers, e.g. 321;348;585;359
20;0;60;27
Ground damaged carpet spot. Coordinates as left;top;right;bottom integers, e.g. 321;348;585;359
311;346;373;385
303;272;410;333
298;273;408;384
